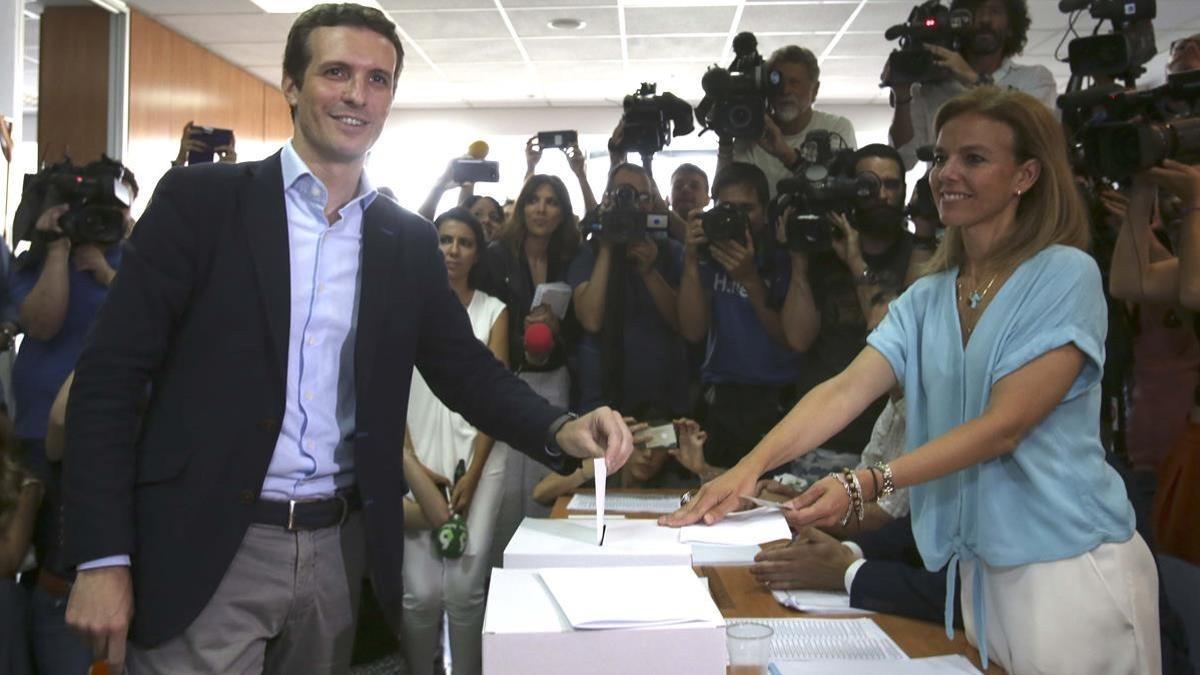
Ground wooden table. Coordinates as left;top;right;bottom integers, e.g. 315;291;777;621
552;490;1003;674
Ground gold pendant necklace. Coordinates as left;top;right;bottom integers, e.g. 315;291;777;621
957;273;998;310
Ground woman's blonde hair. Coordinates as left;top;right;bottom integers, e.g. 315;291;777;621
922;86;1089;275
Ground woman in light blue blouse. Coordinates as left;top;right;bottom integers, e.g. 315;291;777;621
663;87;1160;674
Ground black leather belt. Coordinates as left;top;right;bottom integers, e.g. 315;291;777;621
251;488;361;531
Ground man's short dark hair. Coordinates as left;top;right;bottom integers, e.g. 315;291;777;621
852;144;905;181
671;163;709;189
712;162;770;209
768;45;820;81
950;0;1031;57
283;3;405;96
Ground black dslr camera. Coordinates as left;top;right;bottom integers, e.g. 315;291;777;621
773;131;880;253
618;83;695;156
697;202;751;264
1059;0;1156;81
696;32;780;140
881;0;973;88
582;184;670;244
1062;70;1200;180
12;155;133;247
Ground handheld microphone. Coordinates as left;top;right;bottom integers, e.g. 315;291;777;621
524;322;554;359
468;140;489;160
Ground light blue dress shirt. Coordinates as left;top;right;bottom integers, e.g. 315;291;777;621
262;141;377;501
866;245;1134;666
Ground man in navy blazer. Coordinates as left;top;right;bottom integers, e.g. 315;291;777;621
60;5;632;673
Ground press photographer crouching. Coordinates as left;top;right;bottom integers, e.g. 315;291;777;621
678;162;818;469
9;156;137;674
790;143;920;460
887;0;1056;170
568;163;691;419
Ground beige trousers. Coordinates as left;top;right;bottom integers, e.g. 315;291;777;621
127;513;366;675
961;533;1161;675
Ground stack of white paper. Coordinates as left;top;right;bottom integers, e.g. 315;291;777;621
771;589;873;615
566;493;682;514
727;617;906;661
769;654;983;674
593;458;606;546
679;507;792;546
538;566;724;629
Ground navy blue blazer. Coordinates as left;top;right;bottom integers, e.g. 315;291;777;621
62;154;574;646
849;515;963;628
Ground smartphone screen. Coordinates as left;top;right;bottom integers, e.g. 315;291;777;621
537;130;578;149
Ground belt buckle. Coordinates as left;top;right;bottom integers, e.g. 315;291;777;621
335;492;350;527
287;499;299;532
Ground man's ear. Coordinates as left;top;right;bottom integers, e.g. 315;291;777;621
281;72;301;109
811;79;820;104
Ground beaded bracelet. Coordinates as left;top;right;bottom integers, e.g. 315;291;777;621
843;468;865;524
829;472;854;527
874;462;895;499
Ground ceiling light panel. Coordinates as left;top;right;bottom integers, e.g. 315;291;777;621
738;3;856;33
391;9;511;39
623;6;735;35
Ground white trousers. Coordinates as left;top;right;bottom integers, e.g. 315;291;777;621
402;446;506;675
961;533;1161;675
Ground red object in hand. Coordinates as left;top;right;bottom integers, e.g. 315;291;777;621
524;321;554;358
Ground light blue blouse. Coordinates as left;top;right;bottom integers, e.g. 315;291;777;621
866;245;1134;664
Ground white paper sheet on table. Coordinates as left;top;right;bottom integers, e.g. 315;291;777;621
537;565;723;630
679;507;792;546
593;458;606;546
728;617;906;661
769;654;982;674
771;589;873;615
566;493;682;514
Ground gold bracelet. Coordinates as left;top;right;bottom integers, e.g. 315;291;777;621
874;462;895;499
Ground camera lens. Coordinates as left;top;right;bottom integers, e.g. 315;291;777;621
727;104;753;131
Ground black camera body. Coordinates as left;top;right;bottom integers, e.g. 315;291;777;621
772;131;879;253
619;83;695;156
1066;70;1200;180
882;1;973;88
12;156;132;248
696;32;780;140
583;185;670;244
1060;0;1156;80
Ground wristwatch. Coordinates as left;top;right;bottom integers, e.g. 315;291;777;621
545;412;579;456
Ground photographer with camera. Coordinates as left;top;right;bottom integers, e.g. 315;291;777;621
719;46;857;198
568;163;690;418
678;162;819;469
888;0;1056;170
11;162;137;675
796;144;918;460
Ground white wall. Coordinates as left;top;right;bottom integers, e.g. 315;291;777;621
366;102;897;219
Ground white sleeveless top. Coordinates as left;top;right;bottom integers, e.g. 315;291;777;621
407;290;507;480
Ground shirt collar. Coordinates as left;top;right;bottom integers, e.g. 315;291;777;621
280;140;379;212
991;58;1015;82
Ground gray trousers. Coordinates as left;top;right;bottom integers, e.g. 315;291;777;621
128;513;366;675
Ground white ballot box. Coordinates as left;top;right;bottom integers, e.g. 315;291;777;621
502;517;692;569
482;567;727;675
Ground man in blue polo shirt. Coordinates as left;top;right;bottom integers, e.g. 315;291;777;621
678;162;819;468
11;163;136;675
